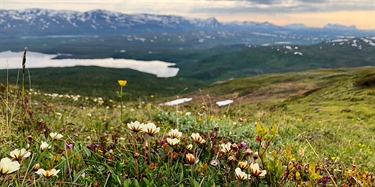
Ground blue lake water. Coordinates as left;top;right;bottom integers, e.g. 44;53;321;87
0;51;179;77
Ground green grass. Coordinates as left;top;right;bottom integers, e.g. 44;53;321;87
190;66;375;170
1;66;374;186
0;66;203;100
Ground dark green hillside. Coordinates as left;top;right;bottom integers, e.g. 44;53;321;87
1;37;374;99
178;37;375;81
0;66;202;100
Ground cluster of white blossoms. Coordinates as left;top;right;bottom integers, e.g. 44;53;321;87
235;163;267;181
166;129;183;147
220;142;232;154
127;121;160;136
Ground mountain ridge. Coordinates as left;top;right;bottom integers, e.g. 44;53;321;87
1;8;373;38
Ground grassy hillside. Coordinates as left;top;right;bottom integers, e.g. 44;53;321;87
1;66;374;186
181;66;375;170
178;37;375;81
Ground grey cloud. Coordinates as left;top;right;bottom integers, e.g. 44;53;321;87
190;0;373;14
297;0;329;3
244;0;279;4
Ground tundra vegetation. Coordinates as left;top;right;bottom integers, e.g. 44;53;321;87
1;55;374;186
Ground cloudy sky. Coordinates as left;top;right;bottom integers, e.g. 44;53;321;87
1;0;374;30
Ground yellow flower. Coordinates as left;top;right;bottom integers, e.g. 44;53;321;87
118;80;127;87
0;158;20;175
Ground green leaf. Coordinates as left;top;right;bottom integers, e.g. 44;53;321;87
83;147;92;157
123;179;131;187
133;179;140;187
193;179;200;187
143;178;150;186
73;168;86;183
180;169;184;181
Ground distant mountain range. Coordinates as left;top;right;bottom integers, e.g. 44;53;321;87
1;8;373;39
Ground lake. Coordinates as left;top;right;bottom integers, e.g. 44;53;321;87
0;51;179;77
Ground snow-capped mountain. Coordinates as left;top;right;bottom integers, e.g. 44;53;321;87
0;8;222;36
0;8;373;38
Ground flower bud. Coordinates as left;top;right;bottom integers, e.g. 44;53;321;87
245;148;253;156
186;153;196;165
227;155;237;163
253;152;259;160
238;161;249;169
27;135;33;142
186;144;193;151
32;163;40;171
231;144;239;152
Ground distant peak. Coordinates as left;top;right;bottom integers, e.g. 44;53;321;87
324;24;357;30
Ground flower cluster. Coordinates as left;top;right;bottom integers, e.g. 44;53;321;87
235;163;267;181
127;121;160;136
166;129;182;147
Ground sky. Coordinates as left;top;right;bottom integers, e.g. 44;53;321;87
0;0;374;30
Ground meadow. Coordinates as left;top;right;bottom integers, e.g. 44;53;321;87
1;58;374;186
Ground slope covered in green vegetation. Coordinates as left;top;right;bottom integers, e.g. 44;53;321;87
184;66;375;170
1;66;374;186
0;66;202;100
178;37;375;81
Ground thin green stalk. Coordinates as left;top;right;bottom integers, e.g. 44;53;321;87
21;153;34;186
103;172;111;187
306;139;338;187
64;140;73;182
6;61;9;126
120;86;123;123
27;69;32;110
21;48;26;109
190;164;195;184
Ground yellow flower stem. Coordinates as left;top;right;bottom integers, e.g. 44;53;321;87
120;86;123;123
